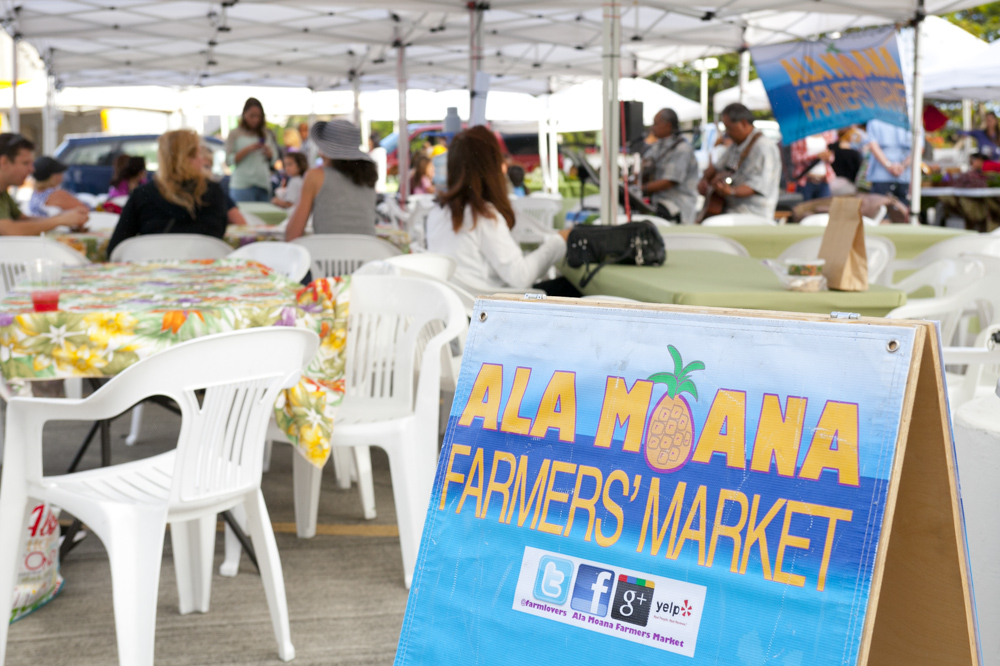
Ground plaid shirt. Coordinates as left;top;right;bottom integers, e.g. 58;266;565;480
790;130;838;187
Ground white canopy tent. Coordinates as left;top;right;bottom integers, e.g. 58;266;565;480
713;77;770;114
924;37;1000;101
6;1;988;217
550;78;701;132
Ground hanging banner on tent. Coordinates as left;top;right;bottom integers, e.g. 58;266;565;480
395;298;978;665
750;27;908;144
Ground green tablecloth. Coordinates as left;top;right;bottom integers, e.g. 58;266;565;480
658;224;969;260
561;250;907;317
236;201;288;225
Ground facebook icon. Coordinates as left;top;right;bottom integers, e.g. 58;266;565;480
570;565;615;616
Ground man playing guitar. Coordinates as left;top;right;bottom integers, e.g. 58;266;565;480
697;103;781;222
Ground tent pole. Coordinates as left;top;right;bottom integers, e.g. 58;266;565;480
537;97;551;194
43;70;55;155
351;73;367;150
396;33;409;207
10;33;19;134
739;50;750;106
600;0;621;225
698;61;708;127
908;6;925;225
469;3;484;94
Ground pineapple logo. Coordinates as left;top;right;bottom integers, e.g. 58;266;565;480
644;345;705;473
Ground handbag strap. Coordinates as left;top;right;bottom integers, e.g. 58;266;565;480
578;240;639;289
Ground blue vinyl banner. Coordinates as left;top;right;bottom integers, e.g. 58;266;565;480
395;300;917;665
750;27;908;144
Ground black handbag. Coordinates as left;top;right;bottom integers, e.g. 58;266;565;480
566;220;666;288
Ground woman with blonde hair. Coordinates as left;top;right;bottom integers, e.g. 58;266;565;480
108;129;230;256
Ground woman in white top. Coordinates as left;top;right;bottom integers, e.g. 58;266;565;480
426;126;574;295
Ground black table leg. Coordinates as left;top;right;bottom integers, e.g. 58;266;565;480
220;510;259;573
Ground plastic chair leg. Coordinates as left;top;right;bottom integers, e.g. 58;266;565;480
170;515;215;614
332;446;352;489
385;439;435;589
262;438;273;473
64;378;83;400
220;504;247;577
102;507;168;666
353;446;377;520
292;451;322;538
0;487;31;666
243;490;295;662
125;404;144;447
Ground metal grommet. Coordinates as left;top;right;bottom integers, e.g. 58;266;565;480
479;311;488;322
887;340;900;353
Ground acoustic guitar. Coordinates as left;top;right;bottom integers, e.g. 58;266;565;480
695;131;762;224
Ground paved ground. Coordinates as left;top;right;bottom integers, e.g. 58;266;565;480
3;400;410;665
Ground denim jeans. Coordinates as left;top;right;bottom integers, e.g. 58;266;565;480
797;180;831;201
230;185;270;202
870;181;909;208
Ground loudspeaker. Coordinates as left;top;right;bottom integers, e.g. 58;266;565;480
623;101;645;145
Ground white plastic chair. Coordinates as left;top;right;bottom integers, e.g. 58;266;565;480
384;252;456;281
776;235;897;286
887;271;1000;348
510;196;563;244
0;237;89;295
291;275;466;588
291;234;401;277
701;213;777;226
660;233;750;257
109;233;234;263
798;212;882;227
890;235;1000;274
0;327;318;666
228;242;312;282
942;325;1000;409
890;256;987;299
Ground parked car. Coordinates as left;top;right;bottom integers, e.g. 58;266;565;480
53;133;227;195
381;123;560;175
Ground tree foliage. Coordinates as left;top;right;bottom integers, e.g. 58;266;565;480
945;4;1000;42
649;52;757;119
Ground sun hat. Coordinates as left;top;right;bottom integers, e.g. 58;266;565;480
309;120;373;162
34;156;68;182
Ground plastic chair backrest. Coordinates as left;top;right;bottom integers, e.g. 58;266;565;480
797;213;881;227
342;275;465;422
291;234;401;278
228;242;312;282
110;233;234;263
892;256;986;298
902;235;1000;270
777;235;897;285
384;253;456;281
661;233;750;257
38;328;319;506
0;237;89;295
888;259;1000;345
701;213;777;226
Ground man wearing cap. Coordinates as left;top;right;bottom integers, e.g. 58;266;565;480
0;134;88;235
285;120;378;241
28;156;89;218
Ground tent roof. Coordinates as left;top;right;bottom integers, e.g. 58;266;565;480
925;38;1000;101
7;1;946;94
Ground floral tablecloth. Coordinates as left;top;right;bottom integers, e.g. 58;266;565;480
0;258;347;468
49;224;410;261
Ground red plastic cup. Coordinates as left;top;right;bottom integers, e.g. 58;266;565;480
31;290;60;312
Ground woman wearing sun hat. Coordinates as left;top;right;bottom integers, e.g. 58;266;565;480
284;119;377;241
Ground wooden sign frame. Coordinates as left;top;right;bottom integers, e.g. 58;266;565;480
397;297;979;666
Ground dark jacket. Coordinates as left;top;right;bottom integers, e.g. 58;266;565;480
108;179;228;256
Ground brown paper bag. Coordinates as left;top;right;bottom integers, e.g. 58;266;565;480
817;197;868;291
